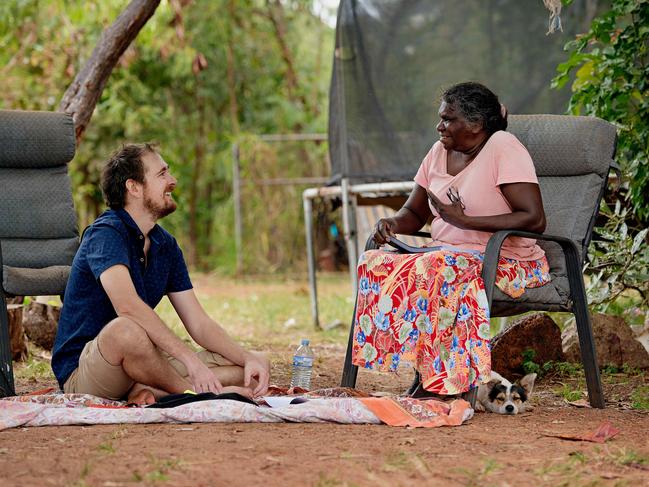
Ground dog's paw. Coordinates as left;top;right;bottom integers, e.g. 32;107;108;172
473;402;485;412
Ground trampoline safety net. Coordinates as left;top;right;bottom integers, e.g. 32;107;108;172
328;0;593;184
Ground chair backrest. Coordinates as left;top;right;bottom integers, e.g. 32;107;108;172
508;115;617;260
0;110;78;295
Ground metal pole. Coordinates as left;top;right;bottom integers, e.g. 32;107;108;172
341;178;358;295
232;143;243;274
303;192;320;329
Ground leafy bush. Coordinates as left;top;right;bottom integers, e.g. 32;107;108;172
554;0;649;314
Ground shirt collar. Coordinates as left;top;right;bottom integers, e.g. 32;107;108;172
114;208;163;245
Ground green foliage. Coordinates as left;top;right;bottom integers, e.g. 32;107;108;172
554;0;649;314
553;0;649;220
0;0;334;272
631;385;649;410
521;348;541;375
585;199;649;313
555;383;584;402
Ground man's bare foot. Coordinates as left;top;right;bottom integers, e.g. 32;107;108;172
127;388;156;405
221;385;254;399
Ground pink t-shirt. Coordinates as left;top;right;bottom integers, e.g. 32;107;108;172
414;130;545;261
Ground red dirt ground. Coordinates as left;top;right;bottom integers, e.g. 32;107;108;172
3;275;648;486
2;348;649;487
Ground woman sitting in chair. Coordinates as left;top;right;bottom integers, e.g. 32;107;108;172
351;82;551;396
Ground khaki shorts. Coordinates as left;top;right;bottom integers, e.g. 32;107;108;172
63;337;233;400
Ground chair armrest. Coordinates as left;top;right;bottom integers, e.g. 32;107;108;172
482;230;582;309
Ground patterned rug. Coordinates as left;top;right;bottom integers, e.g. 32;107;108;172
0;387;473;430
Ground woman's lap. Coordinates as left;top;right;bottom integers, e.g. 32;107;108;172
351;248;550;395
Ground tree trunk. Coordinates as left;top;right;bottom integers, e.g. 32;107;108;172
58;0;161;143
23;302;60;351
265;0;309;115
8;304;28;362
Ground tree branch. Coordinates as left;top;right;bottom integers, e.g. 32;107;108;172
58;0;161;143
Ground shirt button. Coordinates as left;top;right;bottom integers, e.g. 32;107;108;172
139;235;144;240
140;258;144;262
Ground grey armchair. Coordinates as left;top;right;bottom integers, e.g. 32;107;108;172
341;115;618;409
0;110;78;397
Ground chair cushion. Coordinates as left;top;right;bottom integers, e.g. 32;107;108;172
0;238;79;268
0;167;78;239
0;110;75;169
492;239;571;316
508;115;616;178
2;265;70;296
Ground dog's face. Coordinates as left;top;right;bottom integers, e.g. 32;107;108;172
480;373;536;415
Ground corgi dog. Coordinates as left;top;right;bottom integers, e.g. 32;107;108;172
475;371;536;414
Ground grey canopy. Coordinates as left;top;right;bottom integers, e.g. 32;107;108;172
328;0;592;183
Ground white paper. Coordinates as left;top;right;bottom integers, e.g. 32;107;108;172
262;396;309;408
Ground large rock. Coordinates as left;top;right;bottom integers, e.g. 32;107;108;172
562;313;649;369
23;301;60;351
491;313;565;378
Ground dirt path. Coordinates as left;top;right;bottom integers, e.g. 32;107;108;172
3;346;649;486
2;275;648;486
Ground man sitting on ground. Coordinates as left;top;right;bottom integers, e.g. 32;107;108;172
52;143;270;404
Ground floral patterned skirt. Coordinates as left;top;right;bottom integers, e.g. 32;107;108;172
351;248;551;395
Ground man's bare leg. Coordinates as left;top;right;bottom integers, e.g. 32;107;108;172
97;317;191;400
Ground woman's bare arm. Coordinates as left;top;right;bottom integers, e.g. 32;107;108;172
373;185;432;244
427;182;546;234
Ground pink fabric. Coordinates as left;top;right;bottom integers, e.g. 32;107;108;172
414;131;545;261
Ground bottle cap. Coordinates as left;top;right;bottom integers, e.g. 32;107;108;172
301;339;310;346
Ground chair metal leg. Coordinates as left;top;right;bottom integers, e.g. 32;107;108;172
0;288;16;397
462;388;477;408
405;370;420;395
340;299;359;388
565;244;605;408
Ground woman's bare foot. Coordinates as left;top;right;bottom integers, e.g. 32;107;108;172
127;387;156;405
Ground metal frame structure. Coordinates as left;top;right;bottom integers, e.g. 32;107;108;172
302;180;415;328
232;134;328;274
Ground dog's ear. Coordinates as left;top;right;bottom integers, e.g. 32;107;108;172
485;377;501;392
519;373;537;395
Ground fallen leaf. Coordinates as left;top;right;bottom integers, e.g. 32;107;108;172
542;421;620;443
599;472;620;479
567;399;592;408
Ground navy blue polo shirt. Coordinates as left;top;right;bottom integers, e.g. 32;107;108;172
51;209;193;388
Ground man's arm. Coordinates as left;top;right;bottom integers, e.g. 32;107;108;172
168;289;270;396
100;264;224;393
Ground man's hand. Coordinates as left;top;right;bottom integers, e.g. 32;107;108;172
243;352;270;397
185;356;224;394
427;190;467;228
373;217;398;244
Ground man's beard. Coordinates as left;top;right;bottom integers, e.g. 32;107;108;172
143;189;177;220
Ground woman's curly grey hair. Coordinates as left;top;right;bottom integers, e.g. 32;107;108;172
442;82;507;135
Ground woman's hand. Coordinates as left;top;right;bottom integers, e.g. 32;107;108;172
373;217;398;245
427;190;467;228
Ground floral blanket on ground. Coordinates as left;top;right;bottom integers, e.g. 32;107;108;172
352;249;551;395
0;388;472;430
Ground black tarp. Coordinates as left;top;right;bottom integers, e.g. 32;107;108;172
328;0;594;183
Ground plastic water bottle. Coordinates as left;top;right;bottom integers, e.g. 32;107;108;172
290;339;314;390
